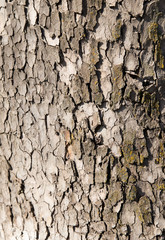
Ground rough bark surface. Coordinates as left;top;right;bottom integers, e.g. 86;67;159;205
0;0;165;239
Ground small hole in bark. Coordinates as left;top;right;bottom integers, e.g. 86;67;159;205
51;34;56;40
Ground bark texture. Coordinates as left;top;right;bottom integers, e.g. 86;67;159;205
0;0;165;239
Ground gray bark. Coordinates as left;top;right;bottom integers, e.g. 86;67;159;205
0;0;165;239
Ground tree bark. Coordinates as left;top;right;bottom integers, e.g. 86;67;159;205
0;0;165;239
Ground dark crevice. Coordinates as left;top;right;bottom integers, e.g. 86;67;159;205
136;186;145;201
29;201;36;219
10;206;14;226
36;223;39;239
82;0;87;17
72;160;79;178
106;158;111;185
45;114;48;132
59;49;66;66
7;160;13;183
19;180;25;195
45;225;50;240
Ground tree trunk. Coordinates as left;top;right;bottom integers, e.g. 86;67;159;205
0;0;165;239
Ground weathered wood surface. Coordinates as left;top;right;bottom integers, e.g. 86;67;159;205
0;0;165;239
